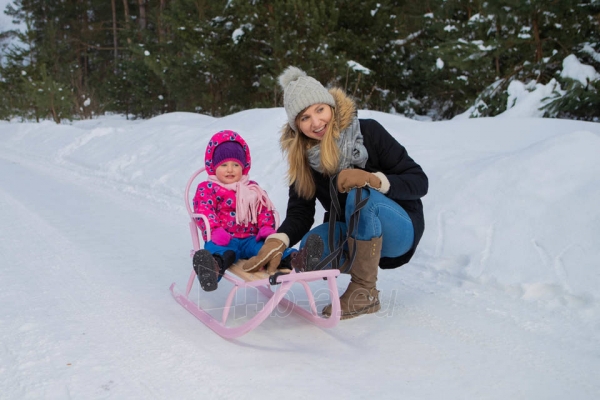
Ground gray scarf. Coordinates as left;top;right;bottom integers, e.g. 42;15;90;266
307;117;368;173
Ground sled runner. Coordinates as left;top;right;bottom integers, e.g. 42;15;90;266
169;167;341;339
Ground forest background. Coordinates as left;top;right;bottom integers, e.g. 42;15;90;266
0;0;599;123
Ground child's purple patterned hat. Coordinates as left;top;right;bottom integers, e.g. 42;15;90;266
212;141;246;169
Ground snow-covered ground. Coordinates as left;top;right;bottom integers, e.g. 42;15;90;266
1;101;600;399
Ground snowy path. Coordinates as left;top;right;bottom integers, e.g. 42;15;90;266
1;150;598;399
0;155;198;398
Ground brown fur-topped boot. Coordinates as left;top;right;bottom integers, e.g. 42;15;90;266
322;236;382;320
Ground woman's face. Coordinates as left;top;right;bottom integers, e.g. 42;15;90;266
297;103;332;141
215;161;243;184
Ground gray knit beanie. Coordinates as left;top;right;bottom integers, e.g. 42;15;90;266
278;66;336;132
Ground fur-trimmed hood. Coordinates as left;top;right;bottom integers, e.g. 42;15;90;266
281;87;358;140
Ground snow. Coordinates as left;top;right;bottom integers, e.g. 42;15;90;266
582;43;600;63
500;79;562;118
232;28;244;44
1;102;600;399
561;54;600;86
347;60;371;75
454;53;599;120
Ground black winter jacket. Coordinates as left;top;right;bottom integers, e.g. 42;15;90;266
278;118;428;269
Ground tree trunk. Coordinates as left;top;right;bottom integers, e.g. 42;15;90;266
532;12;543;63
158;0;167;42
138;0;147;30
495;21;501;76
50;96;60;124
122;0;132;44
122;0;129;24
111;0;118;69
79;0;88;88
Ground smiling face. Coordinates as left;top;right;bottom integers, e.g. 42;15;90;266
215;161;243;184
296;103;333;141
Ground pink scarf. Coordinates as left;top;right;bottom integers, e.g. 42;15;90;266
207;175;275;226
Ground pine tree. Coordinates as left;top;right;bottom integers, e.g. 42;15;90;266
1;0;598;121
466;0;600;119
218;0;344;110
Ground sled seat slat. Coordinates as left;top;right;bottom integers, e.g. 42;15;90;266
227;261;270;282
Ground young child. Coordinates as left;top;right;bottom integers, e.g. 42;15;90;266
192;130;297;291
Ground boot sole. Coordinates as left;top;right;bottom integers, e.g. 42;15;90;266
340;301;381;320
304;234;324;271
293;234;324;272
322;301;381;319
193;250;218;292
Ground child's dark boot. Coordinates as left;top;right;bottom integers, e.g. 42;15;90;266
194;249;236;291
193;250;220;291
213;250;236;279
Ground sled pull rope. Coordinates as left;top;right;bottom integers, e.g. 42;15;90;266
310;174;369;273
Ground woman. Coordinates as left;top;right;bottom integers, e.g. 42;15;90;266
244;66;428;320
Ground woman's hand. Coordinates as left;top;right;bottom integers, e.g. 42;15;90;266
337;169;382;193
243;233;289;274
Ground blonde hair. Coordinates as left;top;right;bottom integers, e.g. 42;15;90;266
280;105;340;199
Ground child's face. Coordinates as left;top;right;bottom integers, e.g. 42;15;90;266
215;161;243;184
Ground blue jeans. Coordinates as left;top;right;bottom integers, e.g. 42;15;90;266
205;236;295;262
300;188;414;261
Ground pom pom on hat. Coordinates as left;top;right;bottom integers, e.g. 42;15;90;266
212;141;246;169
278;66;335;132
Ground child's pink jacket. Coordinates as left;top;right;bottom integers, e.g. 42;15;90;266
192;130;276;242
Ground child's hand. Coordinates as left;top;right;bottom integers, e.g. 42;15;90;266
255;226;277;241
211;228;231;246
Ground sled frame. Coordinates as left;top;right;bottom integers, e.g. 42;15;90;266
170;167;341;339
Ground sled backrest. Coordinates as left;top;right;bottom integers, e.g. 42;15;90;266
185;167;212;242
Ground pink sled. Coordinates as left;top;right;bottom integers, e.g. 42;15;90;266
170;167;341;339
